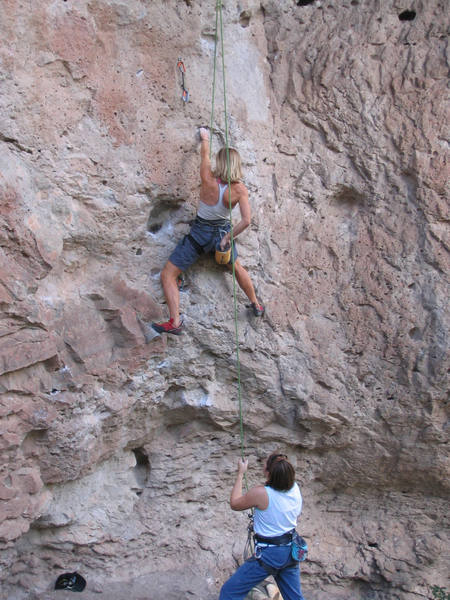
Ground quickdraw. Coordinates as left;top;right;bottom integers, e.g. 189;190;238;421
177;58;189;103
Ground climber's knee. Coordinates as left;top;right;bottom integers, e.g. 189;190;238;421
161;261;181;284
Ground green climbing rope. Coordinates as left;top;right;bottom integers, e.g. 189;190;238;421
208;5;219;161
210;0;247;484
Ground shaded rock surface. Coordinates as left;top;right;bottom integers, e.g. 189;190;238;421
0;1;448;599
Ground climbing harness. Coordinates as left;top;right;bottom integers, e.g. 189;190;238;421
253;530;308;576
177;58;189;102
209;0;253;559
183;228;230;262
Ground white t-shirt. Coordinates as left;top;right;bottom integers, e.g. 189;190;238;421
254;482;302;537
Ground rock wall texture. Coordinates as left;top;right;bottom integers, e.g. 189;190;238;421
0;0;448;599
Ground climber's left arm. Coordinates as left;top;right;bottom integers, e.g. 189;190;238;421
219;186;251;249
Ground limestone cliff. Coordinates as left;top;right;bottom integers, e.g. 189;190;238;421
0;1;448;599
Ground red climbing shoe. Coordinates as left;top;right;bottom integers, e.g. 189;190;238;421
151;318;184;335
250;303;265;317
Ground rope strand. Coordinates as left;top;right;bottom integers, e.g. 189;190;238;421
210;0;248;488
211;2;254;557
208;5;219;160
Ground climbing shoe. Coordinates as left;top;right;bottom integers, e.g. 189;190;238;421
151;318;184;335
250;303;265;317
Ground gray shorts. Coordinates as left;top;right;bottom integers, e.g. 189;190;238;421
169;217;238;272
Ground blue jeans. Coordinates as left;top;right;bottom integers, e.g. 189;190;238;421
219;545;305;600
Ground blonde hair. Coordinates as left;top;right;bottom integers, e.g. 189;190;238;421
213;148;243;183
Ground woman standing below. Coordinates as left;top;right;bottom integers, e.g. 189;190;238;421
151;127;264;335
219;453;306;600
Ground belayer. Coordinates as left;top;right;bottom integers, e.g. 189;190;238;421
151;127;264;335
220;453;306;600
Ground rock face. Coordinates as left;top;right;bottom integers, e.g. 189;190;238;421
0;1;448;599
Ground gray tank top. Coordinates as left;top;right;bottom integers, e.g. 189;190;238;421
197;181;232;221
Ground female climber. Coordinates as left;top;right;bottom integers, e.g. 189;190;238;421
219;453;306;600
151;127;264;335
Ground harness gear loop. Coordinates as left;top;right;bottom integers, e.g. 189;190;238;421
177;58;189;102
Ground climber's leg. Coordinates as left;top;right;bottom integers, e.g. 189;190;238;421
229;260;264;316
161;261;183;326
151;226;205;335
152;261;183;334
